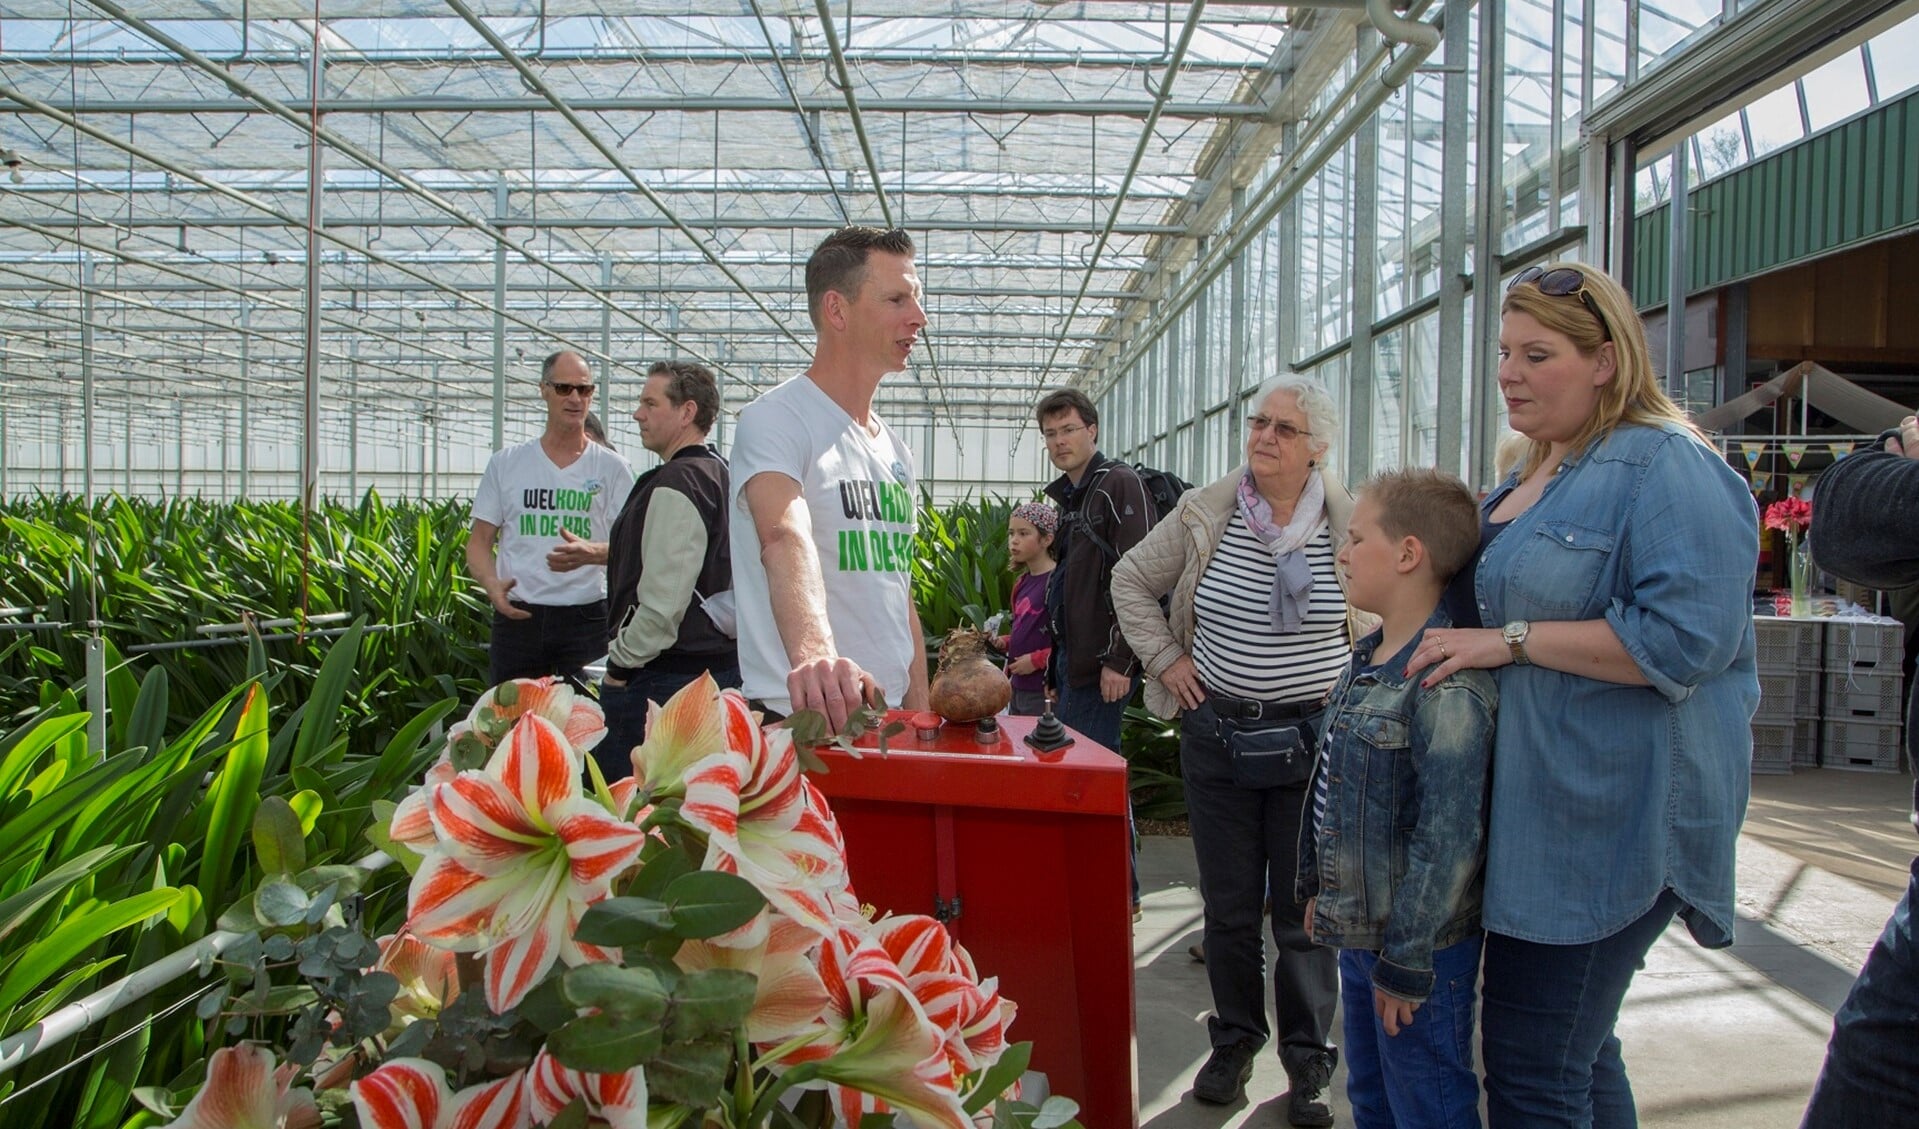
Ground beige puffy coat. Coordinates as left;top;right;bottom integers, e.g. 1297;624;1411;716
1110;466;1367;719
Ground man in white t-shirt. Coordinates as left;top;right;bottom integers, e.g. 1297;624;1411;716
730;226;930;729
467;350;636;687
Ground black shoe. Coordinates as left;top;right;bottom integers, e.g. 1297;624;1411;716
1192;1040;1258;1105
1286;1050;1336;1127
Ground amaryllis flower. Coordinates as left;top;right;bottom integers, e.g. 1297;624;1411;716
868;915;1017;1077
625;674;761;797
389;754;459;853
160;1044;319;1129
376;931;461;1027
680;724;850;938
350;1059;528;1129
404;713;649;1011
466;677;607;754
676;916;831;1044
778;928;971;1129
526;1048;648;1129
1763;496;1812;534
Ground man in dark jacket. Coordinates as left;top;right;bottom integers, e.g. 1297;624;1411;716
555;360;736;782
1802;414;1919;1128
1036;388;1152;754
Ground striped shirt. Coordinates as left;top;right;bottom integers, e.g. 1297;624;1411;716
1191;512;1351;704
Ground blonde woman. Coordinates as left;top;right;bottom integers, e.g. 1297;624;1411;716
1409;264;1759;1127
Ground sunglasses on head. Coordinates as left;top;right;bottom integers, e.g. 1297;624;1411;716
545;381;595;397
1508;265;1613;343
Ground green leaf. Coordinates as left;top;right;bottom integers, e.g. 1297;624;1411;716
124;665;171;764
573;896;674;948
0;754;139;872
0;888;182;1015
645;1035;732;1108
198;684;270;911
663;968;756;1042
544;1099;590;1129
0;713;87;797
291;618;366;772
1032;1096;1081;1129
251;796;307;876
514;974;577;1034
627;840;698;901
252;878;309;928
662;870;766;939
0;845;136;946
545;1011;664;1074
560;964;672;1020
963;1041;1035;1115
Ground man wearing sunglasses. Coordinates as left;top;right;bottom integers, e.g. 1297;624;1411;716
467;349;636;688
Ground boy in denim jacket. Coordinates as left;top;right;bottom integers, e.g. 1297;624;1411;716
1300;469;1496;1129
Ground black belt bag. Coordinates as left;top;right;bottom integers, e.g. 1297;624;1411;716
1209;692;1319;790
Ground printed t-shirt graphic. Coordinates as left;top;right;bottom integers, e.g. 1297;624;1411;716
729;374;918;715
472;439;636;606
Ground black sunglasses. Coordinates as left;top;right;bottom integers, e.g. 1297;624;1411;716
1508;266;1613;343
544;380;596;397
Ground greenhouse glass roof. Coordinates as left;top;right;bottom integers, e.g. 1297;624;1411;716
0;1;1356;452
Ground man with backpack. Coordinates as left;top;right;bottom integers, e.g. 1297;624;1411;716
1036;388;1156;754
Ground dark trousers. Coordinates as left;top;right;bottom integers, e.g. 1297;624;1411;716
1802;854;1919;1128
595;661;740;783
488;600;608;689
1008;687;1048;717
1480;889;1681;1128
1180;698;1338;1072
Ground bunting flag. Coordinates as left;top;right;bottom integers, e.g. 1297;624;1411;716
1783;443;1808;468
1830;441;1855;460
1750;470;1769;492
1788;475;1810;497
1740;442;1766;466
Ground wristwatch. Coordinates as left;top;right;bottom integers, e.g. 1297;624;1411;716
1502;620;1532;666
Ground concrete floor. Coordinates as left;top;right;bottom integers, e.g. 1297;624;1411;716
1130;767;1916;1129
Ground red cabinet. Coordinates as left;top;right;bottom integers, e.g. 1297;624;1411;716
815;713;1137;1129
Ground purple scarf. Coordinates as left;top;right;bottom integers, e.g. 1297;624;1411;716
1236;468;1326;634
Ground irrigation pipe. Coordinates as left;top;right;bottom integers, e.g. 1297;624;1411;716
125;624;400;655
0;851;394;1078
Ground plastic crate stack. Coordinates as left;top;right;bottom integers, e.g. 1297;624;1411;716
1822;619;1907;772
1752;617;1821;774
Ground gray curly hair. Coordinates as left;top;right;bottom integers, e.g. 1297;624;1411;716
1251;375;1339;466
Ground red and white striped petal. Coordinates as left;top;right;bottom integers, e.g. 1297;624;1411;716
480;892;572;1013
548;799;649;893
162;1044;293;1129
677;916;829;1045
390;755;459;852
350;1058;449;1129
630;674;725;794
526;1049;648;1129
485;714;584;825
444;1072;529;1129
813;986;968;1129
375;931;460;1025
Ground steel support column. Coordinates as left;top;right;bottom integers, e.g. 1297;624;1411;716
1436;0;1471;478
493;175;508;452
81;257;95;502
301;42;325;510
239;303;251;498
1348;26;1380;477
1469;0;1507;488
1665;148;1689;397
1228;187;1249;429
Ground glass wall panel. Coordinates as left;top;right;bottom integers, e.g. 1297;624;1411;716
1868;17;1919;100
1801;48;1872;131
1372;326;1406;473
1744;82;1807;158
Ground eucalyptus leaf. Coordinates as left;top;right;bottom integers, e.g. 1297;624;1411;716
963;1042;1035;1115
253;878;310;928
644;1035;732;1108
1032;1096;1081;1129
663;870;765;939
573;896;674;947
560;964;672;1020
545;1012;663;1075
663;968;756;1042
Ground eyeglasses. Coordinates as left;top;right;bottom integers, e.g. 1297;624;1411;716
545;381;596;398
1041;423;1088;442
1508;266;1613;343
1248;416;1312;441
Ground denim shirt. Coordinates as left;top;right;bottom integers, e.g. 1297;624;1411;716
1470;422;1758;948
1298;608;1497;1003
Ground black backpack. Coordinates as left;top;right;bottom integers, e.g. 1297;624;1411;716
1071;462;1193;562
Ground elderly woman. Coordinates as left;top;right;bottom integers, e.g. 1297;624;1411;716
1413;263;1758;1127
1113;376;1358;1126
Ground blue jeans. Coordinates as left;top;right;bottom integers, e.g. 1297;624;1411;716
1480;889;1681;1129
1801;854;1919;1128
1341;936;1483;1129
595;662;740;783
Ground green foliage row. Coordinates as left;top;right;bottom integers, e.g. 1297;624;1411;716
0;492;488;746
0;621;447;1128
